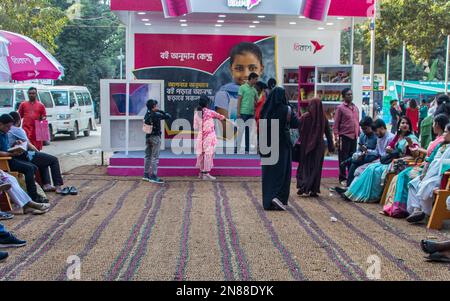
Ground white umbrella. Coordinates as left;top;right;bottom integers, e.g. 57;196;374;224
0;35;11;82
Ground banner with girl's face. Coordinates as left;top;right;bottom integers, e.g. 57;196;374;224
133;34;276;139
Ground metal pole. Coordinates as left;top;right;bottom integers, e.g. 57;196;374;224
350;17;355;65
401;41;406;101
445;35;449;94
386;52;390;84
369;8;376;117
119;48;123;80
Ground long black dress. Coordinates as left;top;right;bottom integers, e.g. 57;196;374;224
296;119;334;195
260;99;299;210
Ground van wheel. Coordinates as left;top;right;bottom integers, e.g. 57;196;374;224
83;120;91;137
70;123;78;140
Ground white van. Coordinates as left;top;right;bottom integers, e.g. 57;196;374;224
50;86;96;140
0;83;57;139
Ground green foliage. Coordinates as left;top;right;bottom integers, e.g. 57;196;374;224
376;0;449;64
0;0;68;54
342;0;449;81
54;0;125;102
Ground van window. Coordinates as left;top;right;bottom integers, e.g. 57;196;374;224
38;91;54;108
70;92;77;107
0;89;13;108
75;92;85;106
14;90;25;110
51;91;69;106
83;92;92;106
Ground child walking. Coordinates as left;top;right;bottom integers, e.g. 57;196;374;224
194;95;225;180
143;99;171;184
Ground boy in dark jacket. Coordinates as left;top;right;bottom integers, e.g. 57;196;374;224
143;99;171;184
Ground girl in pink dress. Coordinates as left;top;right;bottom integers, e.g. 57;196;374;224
194;95;226;180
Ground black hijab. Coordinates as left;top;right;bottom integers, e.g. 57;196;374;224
260;87;288;120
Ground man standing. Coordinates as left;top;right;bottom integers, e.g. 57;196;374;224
142;99;171;184
390;99;401;134
18;87;47;151
237;72;259;153
333;88;360;187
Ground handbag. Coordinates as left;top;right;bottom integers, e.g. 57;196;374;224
142;120;153;134
35;120;50;142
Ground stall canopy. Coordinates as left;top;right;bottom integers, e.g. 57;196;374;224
111;0;374;18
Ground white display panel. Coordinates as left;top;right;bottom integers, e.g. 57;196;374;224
100;79;165;152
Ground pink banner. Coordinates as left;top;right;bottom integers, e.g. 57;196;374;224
135;34;267;73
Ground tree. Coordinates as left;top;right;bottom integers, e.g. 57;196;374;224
0;0;67;54
54;0;125;102
376;0;449;64
341;0;449;81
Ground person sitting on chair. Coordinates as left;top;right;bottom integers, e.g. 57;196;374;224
8;112;75;196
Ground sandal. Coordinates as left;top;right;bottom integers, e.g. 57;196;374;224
57;187;70;196
421;240;441;254
69;186;78;195
424;252;450;263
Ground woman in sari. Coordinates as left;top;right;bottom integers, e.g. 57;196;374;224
296;98;334;197
344;117;419;203
406;123;450;223
259;87;299;211
382;114;449;218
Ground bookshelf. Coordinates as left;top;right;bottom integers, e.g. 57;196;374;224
282;68;300;107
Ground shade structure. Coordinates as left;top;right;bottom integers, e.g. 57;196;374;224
0;30;64;81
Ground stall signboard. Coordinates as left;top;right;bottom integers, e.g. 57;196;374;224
134;33;276;139
362;74;386;91
161;0;331;20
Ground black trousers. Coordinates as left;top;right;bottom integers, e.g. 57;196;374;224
8;158;39;201
30;152;64;187
338;135;357;182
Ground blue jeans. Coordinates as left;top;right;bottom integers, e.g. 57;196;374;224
0;223;7;237
237;114;254;152
347;154;378;186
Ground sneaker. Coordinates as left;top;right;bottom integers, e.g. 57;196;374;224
406;210;426;224
0;234;27;248
27;201;50;211
0;211;14;221
339;180;347;187
202;173;216;181
149;176;164;184
335;187;348;194
271;198;287;211
0;251;8;262
142;176;152;182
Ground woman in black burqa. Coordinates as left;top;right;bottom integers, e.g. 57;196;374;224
296;98;334;197
259;87;299;211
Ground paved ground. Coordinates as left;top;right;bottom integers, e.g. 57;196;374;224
1;166;449;281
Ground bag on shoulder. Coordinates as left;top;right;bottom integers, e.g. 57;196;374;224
142;121;153;134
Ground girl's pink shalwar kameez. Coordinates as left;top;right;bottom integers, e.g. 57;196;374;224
194;108;225;172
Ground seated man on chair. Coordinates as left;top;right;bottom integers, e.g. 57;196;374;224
0;114;46;204
345;117;378;186
8;112;73;195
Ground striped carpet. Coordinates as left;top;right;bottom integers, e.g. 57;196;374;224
1;165;450;281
